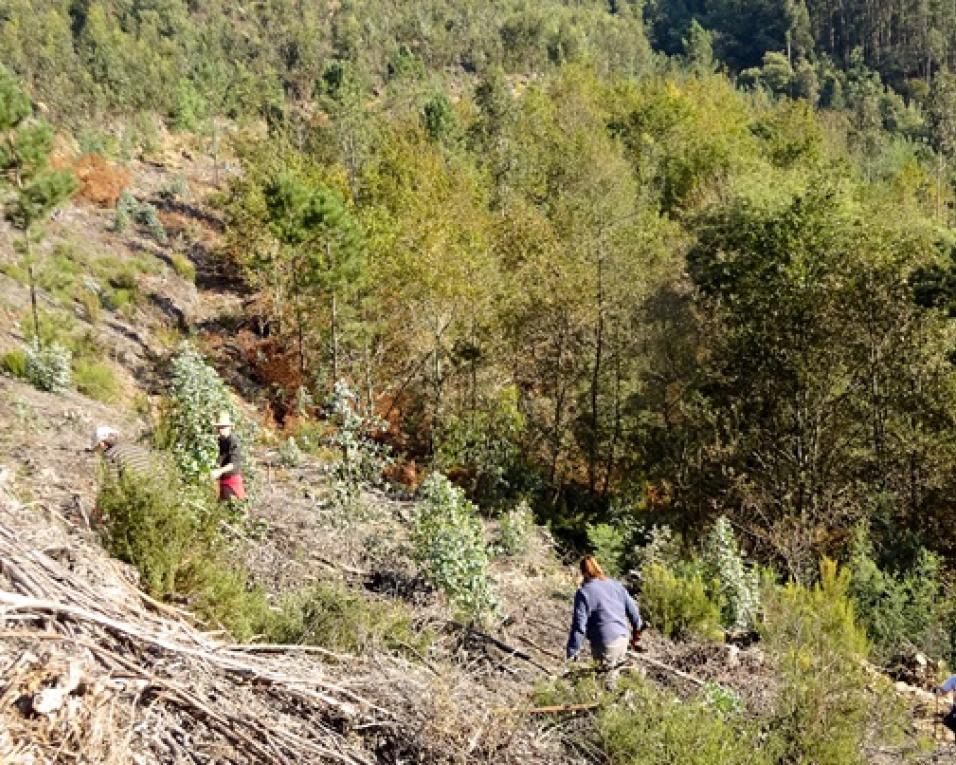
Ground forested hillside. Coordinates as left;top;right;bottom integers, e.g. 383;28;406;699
5;0;956;762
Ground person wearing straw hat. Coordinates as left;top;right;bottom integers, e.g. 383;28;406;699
210;411;246;501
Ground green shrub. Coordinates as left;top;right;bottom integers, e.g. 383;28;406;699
701;516;760;631
73;359;120;402
170;253;196;281
101;287;138;313
412;473;497;622
640;563;722;641
114;191;137;233
328;380;390;509
135;201;167;244
98;469;214;598
848;526;950;665
534;674;765;765
277;435;303;467
596;676;768;765
114;192;167;243
159;345;255;484
265;581;432;656
1;348;28;379
75;286;101;324
97;470;268;640
25;343;72;393
496;500;534;557
761;559;905;765
586;522;627;577
637;525;682;571
434;385;526;504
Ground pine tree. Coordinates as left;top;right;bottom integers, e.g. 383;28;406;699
0;66;77;347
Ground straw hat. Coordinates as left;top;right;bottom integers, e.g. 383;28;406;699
214;411;233;428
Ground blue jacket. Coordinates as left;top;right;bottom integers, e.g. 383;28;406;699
566;577;642;658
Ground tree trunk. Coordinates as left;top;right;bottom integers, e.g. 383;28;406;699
331;290;339;383
26;234;40;350
295;292;306;378
588;245;605;496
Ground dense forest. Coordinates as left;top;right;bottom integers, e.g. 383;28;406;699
7;0;956;678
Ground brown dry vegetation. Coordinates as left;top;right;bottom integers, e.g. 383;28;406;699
65;154;131;208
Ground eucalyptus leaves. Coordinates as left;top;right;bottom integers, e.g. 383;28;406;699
412;473;497;622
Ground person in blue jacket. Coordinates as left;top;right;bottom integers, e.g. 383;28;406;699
566;555;643;686
937;674;956;739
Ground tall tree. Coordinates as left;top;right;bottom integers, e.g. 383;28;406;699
0;66;76;346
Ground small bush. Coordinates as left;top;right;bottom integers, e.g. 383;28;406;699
135;201;167;244
412;473;497;622
98;470;214;598
848;526;950;665
497;500;534;557
159;345;255;484
114;191;167;243
73;358;120;402
761;559;906;765
25;343;72;393
596;676;768;765
75;286;101;324
265;581;432;656
637;525;682;572
434;385;526;504
533;675;765;765
1;348;28;379
640;563;722;641
327;380;391;509
701;516;760;631
101;287;138;314
170;253;196;281
97;470;268;640
586;522;627;577
114;191;137;233
277;435;303;467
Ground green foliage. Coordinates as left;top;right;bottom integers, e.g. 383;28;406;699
637;525;683;572
760;559;902;765
160;346;252;484
0;348;28;379
327;380;390;509
596;676;768;765
98;469;214;598
496;500;534;557
640;562;723;641
73;358;119;402
265;581;432;657
586;523;627;578
412;473;497;622
847;525;951;665
701;517;760;630
170;253;196;281
434;385;527;506
25;342;71;393
114;191;166;243
114;191;136;233
97;470;267;641
277;436;303;468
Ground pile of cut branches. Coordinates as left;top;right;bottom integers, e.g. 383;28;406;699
0;475;390;765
